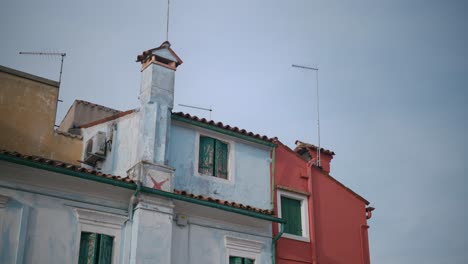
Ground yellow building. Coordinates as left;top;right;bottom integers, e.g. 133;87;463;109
0;65;82;164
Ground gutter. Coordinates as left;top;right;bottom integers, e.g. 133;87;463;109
0;153;285;223
272;223;284;264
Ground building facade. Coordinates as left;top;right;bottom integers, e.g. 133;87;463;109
0;42;284;264
0;65;82;164
273;140;373;264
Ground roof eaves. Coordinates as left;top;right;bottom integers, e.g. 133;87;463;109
171;112;276;148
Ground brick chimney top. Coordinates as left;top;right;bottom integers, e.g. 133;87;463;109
136;41;183;71
294;140;335;173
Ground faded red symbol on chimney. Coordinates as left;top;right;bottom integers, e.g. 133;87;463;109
148;176;169;190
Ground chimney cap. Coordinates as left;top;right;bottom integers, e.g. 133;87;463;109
136;41;183;66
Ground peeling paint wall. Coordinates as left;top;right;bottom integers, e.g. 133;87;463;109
81;112;139;176
0;162;133;264
171;212;273;264
0;68;82;165
168;122;272;210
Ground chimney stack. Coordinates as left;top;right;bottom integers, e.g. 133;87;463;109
128;42;183;192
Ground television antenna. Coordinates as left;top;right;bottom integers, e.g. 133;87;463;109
178;104;213;120
19;52;66;84
292;64;322;167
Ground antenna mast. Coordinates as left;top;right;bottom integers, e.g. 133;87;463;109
166;0;170;41
292;64;322;167
178;104;213;120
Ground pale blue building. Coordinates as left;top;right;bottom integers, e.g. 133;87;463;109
0;42;284;264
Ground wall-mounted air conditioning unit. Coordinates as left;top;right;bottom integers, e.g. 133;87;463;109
83;131;107;166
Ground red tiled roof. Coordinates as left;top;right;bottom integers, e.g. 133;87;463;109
80;109;136;128
0;149;274;215
0;149;134;183
294;140;335;156
172;112;276;144
174;189;275;215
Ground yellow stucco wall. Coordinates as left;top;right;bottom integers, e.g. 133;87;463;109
0;68;82;165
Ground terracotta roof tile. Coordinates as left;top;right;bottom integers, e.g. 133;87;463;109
0;149;275;216
172;112;276;144
294;140;335;156
173;189;275;215
0;149;134;184
80;109;136;128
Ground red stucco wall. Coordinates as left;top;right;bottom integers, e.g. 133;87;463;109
273;141;371;264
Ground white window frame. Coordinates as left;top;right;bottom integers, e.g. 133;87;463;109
194;130;235;184
277;189;310;242
73;208;127;264
225;236;262;263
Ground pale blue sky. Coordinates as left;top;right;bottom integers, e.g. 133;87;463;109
1;0;467;263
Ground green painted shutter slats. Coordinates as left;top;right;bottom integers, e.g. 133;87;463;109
199;136;228;179
244;258;255;264
97;234;113;264
78;232;113;264
230;257;243;264
215;140;228;179
229;256;254;264
78;232;98;264
199;136;215;175
281;196;302;236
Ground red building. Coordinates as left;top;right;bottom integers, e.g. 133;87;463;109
273;140;374;264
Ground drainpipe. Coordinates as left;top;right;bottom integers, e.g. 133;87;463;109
270;148;276;209
127;180;142;222
272;223;284;264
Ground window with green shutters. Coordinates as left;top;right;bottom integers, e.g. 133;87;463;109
229;256;255;264
281;196;303;236
78;232;114;264
199;135;228;179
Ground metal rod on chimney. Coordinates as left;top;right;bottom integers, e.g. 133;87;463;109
292;64;321;167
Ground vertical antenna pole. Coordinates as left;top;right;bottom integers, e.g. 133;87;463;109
315;69;321;167
292;64;321;167
58;53;66;84
166;0;170;41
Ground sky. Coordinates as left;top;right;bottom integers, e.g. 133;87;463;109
1;0;467;263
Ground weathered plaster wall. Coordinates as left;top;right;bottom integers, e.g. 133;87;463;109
171;216;272;264
273;143;314;263
311;169;369;264
81;112;139;177
273;142;370;264
168;122;272;210
0;68;82;164
0;161;133;264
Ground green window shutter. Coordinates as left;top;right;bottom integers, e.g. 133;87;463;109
199;136;215;175
244;258;255;264
97;234;113;264
229;256;254;264
229;256;243;264
215;139;228;179
281;196;302;236
78;232;98;264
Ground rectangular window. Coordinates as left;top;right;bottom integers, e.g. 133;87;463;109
229;256;255;264
199;135;228;179
78;232;113;264
281;196;302;236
